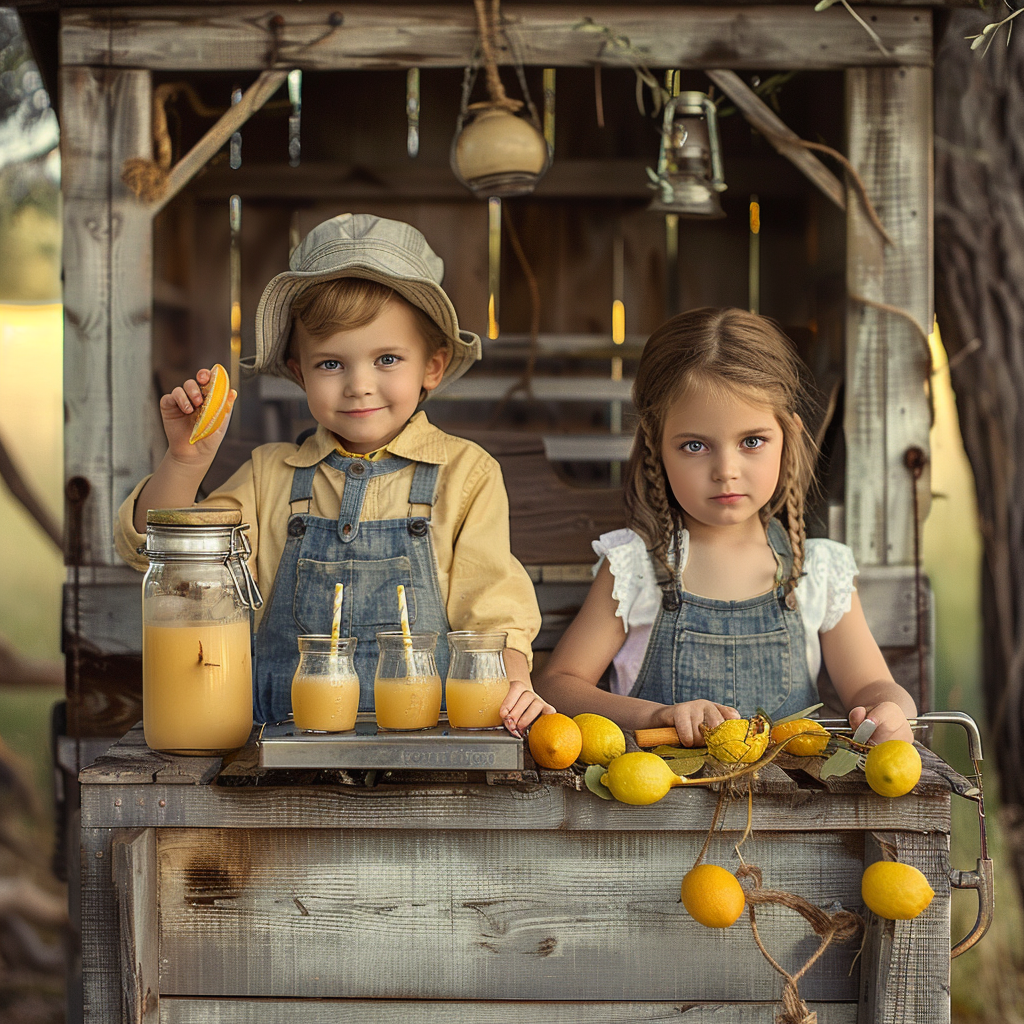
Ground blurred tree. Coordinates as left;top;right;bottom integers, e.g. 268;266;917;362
936;10;1024;894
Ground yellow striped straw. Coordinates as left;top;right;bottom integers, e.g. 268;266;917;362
331;583;344;651
397;584;413;644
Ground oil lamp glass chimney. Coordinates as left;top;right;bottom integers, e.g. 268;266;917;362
646;91;727;218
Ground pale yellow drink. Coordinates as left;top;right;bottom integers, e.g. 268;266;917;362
445;677;509;729
374;675;442;730
143;619;252;754
292;672;359;732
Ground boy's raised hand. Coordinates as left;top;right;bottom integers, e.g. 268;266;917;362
160;368;236;464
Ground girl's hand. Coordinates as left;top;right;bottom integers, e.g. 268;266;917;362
663;700;741;747
160;369;236;465
500;679;555;738
849;702;914;744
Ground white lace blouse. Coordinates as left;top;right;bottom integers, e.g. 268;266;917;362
592;528;859;696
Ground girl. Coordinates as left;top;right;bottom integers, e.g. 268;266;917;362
536;308;916;746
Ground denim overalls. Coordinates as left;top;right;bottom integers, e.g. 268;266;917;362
253;451;451;723
629;519;816;719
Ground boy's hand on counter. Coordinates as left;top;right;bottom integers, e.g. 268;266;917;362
160;368;236;464
500;680;555;738
849;702;914;744
658;699;741;748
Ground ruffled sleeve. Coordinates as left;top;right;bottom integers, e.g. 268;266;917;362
592;529;661;631
797;539;859;633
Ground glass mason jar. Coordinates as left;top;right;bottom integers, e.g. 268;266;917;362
445;631;509;730
291;636;360;732
374;632;442;731
141;508;263;755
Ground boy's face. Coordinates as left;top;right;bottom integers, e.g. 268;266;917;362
287;299;447;453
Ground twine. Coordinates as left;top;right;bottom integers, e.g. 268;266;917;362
737;864;864;1024
472;0;523;112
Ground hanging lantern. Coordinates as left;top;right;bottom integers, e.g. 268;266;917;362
450;0;549;198
646;91;726;218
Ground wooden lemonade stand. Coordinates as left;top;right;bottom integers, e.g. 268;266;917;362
7;0;993;1018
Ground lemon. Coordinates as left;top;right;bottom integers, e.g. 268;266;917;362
601;751;684;805
861;861;935;920
680;864;746;928
573;713;626;766
701;715;771;764
770;719;830;756
864;740;922;797
527;713;582;770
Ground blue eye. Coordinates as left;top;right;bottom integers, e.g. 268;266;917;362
681;441;706;453
378;354;399;366
318;359;341;371
742;436;766;449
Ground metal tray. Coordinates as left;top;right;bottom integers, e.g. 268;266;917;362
257;713;524;770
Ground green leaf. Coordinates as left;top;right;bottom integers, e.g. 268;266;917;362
818;747;860;780
649;744;707;776
584;764;614;800
771;703;825;726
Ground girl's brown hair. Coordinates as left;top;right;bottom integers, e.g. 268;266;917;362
623;307;819;606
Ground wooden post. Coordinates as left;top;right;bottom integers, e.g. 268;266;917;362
843;66;933;567
62;66;155;567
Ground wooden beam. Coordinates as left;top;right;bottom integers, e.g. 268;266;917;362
150;69;288;214
112;829;159;1024
843;67;933;567
61;5;933;71
706;68;846;211
62;66;155;567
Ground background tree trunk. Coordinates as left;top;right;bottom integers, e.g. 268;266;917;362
935;10;1024;889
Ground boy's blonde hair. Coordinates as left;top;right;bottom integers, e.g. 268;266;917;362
290;277;451;358
624;307;819;605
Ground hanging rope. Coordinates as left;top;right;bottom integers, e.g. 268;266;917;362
737;864;864;1024
472;0;522;111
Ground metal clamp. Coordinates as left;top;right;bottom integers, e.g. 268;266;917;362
819;710;992;957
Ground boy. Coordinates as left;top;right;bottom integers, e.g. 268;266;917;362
115;213;549;732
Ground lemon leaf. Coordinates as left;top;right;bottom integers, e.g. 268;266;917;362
663;754;707;777
651;744;707;758
770;702;825;726
584;764;614;799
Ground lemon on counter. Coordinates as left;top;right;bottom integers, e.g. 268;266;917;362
770;719;830;756
527;713;582;770
861;861;934;920
680;864;747;928
864;740;922;798
573;713;626;766
601;751;686;805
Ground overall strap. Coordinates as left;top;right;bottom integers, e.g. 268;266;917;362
408;461;440;518
324;451;411;544
288;463;318;513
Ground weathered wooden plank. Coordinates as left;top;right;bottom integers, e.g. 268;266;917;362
159;998;859;1023
80;777;950;833
81;828;123;1024
62;577;141;655
63;66;155;567
61;5;933;71
844;67;933;567
543;434;634;462
859;831;951;1024
157;827;864;1000
112;829;159;1023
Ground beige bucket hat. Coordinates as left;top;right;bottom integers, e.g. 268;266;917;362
247;213;481;395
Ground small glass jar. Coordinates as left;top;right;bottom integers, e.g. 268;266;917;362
445;631;509;730
141;508;263;755
374;632;442;731
291;636;360;732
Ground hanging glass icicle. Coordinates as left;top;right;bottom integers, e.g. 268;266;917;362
229;194;242;401
287;69;302;168
665;213;679;317
406;68;420;158
229;87;243;170
487;196;501;340
749;195;761;314
543;68;556;159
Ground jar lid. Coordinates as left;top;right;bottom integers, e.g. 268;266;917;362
147;507;242;526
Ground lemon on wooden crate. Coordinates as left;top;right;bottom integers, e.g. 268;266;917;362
600;751;688;805
861;861;935;920
701;714;771;764
864;740;922;798
527;713;582;770
573;713;626;766
770;719;830;757
680;864;746;928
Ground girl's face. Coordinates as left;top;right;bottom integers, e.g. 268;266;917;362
660;387;785;532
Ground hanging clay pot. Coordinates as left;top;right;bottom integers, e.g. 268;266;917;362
452;104;549;198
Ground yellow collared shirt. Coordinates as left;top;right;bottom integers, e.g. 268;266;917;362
115;412;541;664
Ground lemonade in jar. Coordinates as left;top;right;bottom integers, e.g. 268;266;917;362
374;632;442;730
291;636;360;732
141;508;262;754
445;631;509;729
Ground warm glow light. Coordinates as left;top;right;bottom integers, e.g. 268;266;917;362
488;293;499;340
612;299;625;345
230;301;241;335
750;201;761;235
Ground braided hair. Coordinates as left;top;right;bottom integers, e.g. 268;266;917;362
623;308;819;607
